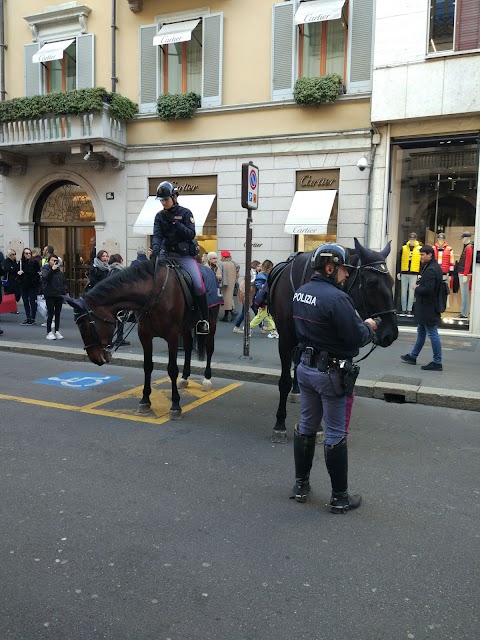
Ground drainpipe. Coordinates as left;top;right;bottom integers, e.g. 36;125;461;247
0;0;6;101
111;0;117;92
364;132;379;247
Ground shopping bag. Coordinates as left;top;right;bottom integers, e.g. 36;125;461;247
37;295;48;319
0;293;18;314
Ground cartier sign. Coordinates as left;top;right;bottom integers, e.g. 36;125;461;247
149;175;217;196
296;169;339;191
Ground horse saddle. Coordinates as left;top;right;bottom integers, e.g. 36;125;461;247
163;259;195;312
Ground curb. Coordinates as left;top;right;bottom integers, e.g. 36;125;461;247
1;341;479;412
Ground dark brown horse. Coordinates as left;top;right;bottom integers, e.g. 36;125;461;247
65;260;219;419
268;238;398;443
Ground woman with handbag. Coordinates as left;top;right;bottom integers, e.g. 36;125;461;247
3;249;21;305
41;254;67;340
18;248;41;325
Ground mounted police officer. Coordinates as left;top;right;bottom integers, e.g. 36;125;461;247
291;243;379;513
151;181;209;335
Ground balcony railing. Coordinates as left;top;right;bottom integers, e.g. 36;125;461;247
0;106;126;147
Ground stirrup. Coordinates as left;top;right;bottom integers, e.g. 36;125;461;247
196;320;209;335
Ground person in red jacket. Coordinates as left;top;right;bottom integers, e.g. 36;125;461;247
457;231;474;319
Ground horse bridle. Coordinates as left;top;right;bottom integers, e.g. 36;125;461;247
344;259;397;319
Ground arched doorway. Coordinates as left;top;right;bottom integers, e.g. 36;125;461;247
34;181;96;297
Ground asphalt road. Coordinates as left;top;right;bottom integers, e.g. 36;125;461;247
1;353;479;640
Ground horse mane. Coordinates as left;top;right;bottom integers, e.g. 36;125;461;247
85;260;155;303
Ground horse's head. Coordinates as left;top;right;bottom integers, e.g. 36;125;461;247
346;239;398;348
64;295;115;365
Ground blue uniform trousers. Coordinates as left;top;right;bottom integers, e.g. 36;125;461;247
296;363;354;446
167;254;205;296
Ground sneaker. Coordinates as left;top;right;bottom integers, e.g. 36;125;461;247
28;319;36;325
233;326;243;334
54;331;64;340
267;330;279;339
46;332;56;340
21;319;30;325
261;326;270;333
400;354;417;365
41;322;47;327
421;362;443;371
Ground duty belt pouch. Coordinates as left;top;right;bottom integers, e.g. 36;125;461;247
316;351;329;373
292;346;301;367
340;361;360;396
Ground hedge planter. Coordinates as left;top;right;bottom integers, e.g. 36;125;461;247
157;92;201;121
293;74;344;106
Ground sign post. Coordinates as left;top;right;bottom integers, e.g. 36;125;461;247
240;162;259;358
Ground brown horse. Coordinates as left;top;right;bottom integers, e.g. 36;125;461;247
65;260;219;420
268;238;398;443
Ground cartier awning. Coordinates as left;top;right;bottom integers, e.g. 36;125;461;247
295;0;346;25
133;194;216;236
32;39;75;63
153;19;200;46
284;190;337;234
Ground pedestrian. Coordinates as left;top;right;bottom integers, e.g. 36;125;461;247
85;250;110;292
291;243;378;513
3;248;21;303
219;250;239;322
150;180;209;335
131;246;149;266
249;260;277;337
41;254;67;340
233;260;261;334
401;245;443;371
207;252;222;284
18;248;41;325
108;254;130;347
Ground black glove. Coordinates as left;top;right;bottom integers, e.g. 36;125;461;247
162;209;175;224
150;250;158;261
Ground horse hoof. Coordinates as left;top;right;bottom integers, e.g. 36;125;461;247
170;410;182;420
288;392;301;404
178;378;189;389
137;403;152;414
271;429;288;444
201;379;212;392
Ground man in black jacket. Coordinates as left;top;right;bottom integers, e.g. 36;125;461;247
401;245;443;371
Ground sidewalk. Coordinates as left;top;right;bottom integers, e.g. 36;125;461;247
0;305;479;411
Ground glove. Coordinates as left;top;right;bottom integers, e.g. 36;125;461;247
397;273;401;280
150;250;158;261
163;209;175;224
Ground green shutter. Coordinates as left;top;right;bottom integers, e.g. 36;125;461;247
139;24;158;113
76;34;94;89
271;1;295;101
348;0;374;94
202;13;223;107
24;43;41;96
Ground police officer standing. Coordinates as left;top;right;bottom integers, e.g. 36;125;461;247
291;244;378;513
151;181;209;335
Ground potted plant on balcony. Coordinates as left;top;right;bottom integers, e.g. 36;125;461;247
157;92;201;122
293;74;344;106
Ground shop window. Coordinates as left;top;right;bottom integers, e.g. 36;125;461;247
428;0;480;54
139;12;223;112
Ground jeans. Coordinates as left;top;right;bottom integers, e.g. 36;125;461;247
411;323;442;364
46;296;62;333
21;287;37;320
400;273;417;312
459;275;471;317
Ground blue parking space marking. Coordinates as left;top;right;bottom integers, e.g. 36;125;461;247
34;371;122;390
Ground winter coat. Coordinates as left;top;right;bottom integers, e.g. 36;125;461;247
41;264;67;298
220;258;238;311
18;259;40;290
3;258;20;297
413;259;443;326
86;258;109;291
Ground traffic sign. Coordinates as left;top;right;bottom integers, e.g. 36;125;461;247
241;162;259;210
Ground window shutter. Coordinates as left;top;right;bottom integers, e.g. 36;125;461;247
347;0;374;94
139;24;158;113
456;0;480;51
271;1;295;101
202;12;223;108
76;34;94;89
24;43;41;97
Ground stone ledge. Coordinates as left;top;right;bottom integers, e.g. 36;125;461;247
416;386;480;412
372;381;420;403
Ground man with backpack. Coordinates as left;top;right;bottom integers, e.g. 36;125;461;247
400;245;443;371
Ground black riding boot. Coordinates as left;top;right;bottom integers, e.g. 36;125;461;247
221;310;230;322
324;438;362;513
195;294;210;335
291;426;316;503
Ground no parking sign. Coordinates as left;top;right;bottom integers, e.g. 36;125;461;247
241;162;259;210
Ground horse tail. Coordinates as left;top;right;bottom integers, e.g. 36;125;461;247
196;334;206;361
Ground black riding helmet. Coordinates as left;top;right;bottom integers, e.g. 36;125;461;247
311;243;347;270
156;181;178;200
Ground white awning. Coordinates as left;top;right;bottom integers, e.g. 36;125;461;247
284;190;337;234
133;194;216;237
32;39;75;63
295;0;346;25
153;19;200;46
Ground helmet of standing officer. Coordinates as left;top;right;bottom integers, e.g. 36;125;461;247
156;181;178;200
311;243;347;271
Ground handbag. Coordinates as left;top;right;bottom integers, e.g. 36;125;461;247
0;293;18;314
37;294;48;319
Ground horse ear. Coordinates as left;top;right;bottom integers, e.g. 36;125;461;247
353;237;367;262
63;295;83;312
380;240;392;259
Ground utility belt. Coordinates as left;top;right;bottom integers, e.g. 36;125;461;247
293;346;360;396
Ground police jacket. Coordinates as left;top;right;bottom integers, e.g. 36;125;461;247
412;259;442;326
292;273;374;359
152;203;196;257
41;264;67;298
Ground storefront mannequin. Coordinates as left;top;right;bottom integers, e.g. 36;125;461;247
433;233;455;282
457;231;474;318
397;232;422;315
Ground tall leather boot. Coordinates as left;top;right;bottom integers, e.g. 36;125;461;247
221;310;230;322
291;426;316;503
324;438;362;513
194;294;210;335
